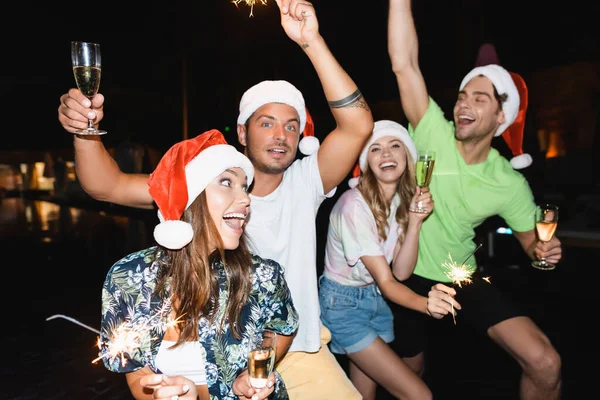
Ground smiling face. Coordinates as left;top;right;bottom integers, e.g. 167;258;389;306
237;102;301;175
453;75;505;142
366;135;409;185
204;167;251;252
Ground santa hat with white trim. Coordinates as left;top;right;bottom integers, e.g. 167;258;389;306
459;64;532;169
237;80;320;155
348;120;418;188
148;129;254;250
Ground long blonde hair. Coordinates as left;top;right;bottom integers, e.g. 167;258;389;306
357;151;416;243
155;191;253;345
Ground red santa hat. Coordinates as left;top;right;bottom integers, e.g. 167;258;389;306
502;72;532;169
237;80;320;156
348;120;417;188
459;64;532;169
147;129;254;250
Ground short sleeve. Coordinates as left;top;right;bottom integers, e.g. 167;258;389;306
99;266;147;373
98;250;159;374
257;259;299;336
499;177;537;232
335;197;385;266
295;153;329;210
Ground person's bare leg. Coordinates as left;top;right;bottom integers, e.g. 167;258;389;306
402;352;425;377
349;337;432;400
488;316;561;400
349;360;377;400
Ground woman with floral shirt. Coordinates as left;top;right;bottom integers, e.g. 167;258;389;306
99;130;298;400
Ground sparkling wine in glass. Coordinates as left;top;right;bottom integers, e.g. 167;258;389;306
71;41;106;135
531;204;559;270
248;329;276;389
410;150;435;213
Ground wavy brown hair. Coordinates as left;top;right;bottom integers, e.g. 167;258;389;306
357;149;416;243
154;191;253;345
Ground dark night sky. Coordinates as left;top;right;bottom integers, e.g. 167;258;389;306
2;0;598;152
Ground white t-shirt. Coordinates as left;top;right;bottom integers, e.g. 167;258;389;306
245;153;329;353
323;188;401;286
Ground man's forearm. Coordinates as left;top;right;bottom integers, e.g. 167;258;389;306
301;36;371;129
388;0;419;74
73;135;123;202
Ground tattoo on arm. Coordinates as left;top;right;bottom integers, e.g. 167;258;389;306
301;43;309;49
328;89;369;110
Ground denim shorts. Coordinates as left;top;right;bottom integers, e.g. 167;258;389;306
318;275;394;355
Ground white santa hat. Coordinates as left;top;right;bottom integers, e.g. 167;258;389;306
148;129;254;250
348;120;417;188
237;80;320;156
459;64;532;169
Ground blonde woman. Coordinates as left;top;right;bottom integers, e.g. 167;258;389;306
318;120;458;400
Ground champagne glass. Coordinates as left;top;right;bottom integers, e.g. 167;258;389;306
71;41;106;135
248;329;276;389
531;204;559;270
410;150;436;213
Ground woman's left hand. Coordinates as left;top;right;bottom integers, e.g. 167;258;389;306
139;374;198;399
232;369;276;400
409;187;434;218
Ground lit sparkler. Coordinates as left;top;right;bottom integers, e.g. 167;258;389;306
47;304;183;367
442;252;476;288
232;0;268;17
442;244;485;324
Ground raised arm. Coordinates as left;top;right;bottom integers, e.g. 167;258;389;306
388;0;429;128
58;89;154;209
276;0;374;194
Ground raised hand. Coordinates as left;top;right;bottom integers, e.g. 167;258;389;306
409;186;434;219
274;0;320;46
232;369;276;400
426;283;460;319
139;373;198;400
58;88;105;135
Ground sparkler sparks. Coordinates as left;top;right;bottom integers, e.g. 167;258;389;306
441;244;490;324
93;306;183;367
442;253;477;288
232;0;268;17
47;304;183;368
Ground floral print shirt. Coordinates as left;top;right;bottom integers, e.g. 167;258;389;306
99;246;299;399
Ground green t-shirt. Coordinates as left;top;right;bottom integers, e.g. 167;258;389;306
408;98;536;282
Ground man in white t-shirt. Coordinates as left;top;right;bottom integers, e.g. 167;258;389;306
57;1;373;398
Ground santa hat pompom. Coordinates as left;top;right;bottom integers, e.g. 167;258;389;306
148;129;254;250
298;108;319;155
347;163;361;188
510;153;533;169
154;220;194;250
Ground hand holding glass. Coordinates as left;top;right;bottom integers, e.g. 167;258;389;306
248;329;276;389
531;204;559;270
70;41;106;135
410;150;435;213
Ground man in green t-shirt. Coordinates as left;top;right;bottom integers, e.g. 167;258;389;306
386;1;563;399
